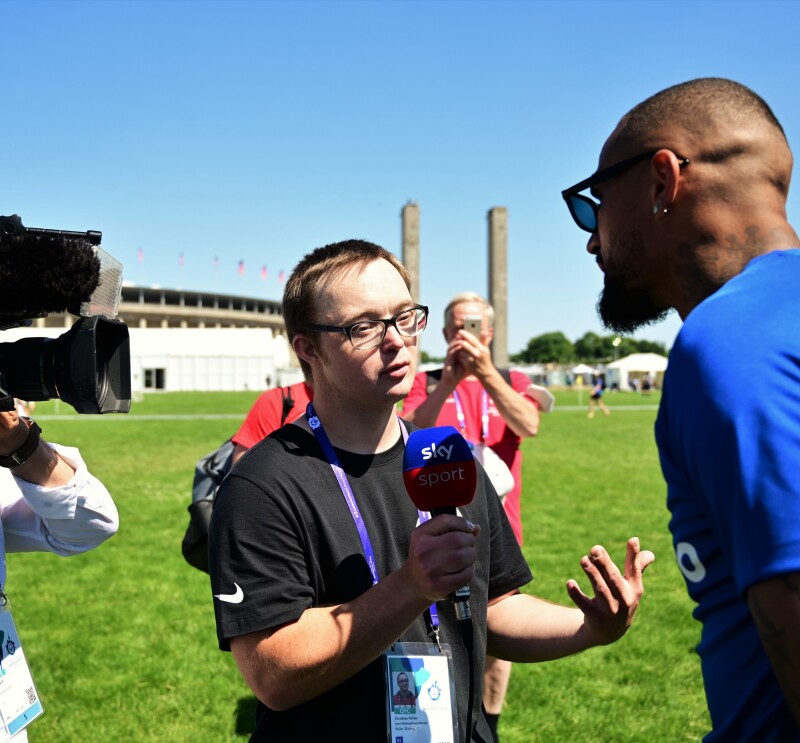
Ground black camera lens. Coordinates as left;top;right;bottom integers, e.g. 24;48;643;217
0;317;131;414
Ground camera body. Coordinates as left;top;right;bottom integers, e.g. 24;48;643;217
0;215;131;414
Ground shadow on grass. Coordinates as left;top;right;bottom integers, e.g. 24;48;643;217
236;696;258;737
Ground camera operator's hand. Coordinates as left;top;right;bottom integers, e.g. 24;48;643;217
0;409;30;454
0;410;75;487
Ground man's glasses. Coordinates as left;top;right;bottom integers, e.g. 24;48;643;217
561;150;690;233
311;305;428;350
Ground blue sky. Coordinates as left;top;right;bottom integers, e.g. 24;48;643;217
3;0;799;358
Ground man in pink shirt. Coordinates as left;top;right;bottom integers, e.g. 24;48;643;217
402;292;540;742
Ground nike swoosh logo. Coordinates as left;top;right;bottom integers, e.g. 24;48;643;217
214;583;244;604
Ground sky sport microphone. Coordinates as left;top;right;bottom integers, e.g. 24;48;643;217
403;426;477;515
403;426;477;622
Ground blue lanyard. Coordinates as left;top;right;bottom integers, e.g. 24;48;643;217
306;402;441;641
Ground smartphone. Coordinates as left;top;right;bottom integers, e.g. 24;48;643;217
463;314;483;338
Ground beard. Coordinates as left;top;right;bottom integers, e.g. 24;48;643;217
596;228;670;333
597;277;670;334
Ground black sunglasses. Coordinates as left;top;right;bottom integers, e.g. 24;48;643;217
561;150;690;233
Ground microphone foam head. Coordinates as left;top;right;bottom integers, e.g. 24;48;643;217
403;426;477;512
0;230;100;320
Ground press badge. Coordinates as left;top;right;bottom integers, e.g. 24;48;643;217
0;602;43;737
384;642;458;743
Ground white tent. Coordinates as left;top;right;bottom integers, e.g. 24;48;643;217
606;352;669;391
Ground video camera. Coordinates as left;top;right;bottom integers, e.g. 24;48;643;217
0;214;131;414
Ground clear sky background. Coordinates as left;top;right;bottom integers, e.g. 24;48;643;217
3;0;799;359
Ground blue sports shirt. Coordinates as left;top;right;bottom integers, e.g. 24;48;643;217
656;250;800;742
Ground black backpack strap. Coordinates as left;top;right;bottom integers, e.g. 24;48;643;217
280;386;295;425
425;368;443;395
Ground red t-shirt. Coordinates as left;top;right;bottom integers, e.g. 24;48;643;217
232;382;313;450
402;370;536;545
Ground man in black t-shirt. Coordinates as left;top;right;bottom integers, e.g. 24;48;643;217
209;239;654;742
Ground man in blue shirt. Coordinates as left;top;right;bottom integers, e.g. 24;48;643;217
562;77;800;741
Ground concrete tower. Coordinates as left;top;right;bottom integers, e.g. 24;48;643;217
401;201;420;303
487;207;509;367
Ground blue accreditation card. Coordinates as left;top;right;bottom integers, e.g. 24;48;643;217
0;605;44;736
384;642;458;743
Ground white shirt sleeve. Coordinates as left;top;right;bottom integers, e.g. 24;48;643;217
0;443;119;555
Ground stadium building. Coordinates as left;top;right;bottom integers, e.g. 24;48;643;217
5;285;302;395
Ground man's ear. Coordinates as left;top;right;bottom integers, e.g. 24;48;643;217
651;149;682;213
292;334;318;367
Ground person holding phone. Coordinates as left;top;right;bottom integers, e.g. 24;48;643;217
402;291;541;742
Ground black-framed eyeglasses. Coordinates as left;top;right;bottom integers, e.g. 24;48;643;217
561;150;690;233
311;305;429;350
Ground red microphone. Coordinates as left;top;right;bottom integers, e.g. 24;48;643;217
403;426;477;515
403;426;477;621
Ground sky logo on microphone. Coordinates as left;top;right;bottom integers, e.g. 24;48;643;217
403;426;477;512
421;442;454;460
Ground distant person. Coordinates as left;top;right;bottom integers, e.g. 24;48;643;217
562;77;800;739
641;373;653;395
587;377;610;418
402;291;541;741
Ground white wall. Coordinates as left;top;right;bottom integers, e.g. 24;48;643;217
129;327;293;392
1;324;297;394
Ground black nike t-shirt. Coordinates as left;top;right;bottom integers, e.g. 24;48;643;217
209;421;532;741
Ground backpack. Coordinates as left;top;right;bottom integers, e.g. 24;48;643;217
181;386;295;573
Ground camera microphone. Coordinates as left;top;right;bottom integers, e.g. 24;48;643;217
403;426;477;622
0;215;102;321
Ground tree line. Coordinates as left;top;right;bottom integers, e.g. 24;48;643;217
420;331;668;365
511;331;668;364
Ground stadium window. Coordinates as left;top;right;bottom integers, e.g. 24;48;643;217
144;368;166;390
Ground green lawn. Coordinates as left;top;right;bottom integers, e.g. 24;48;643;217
8;390;710;742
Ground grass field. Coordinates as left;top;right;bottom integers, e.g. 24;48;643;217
8;390;711;742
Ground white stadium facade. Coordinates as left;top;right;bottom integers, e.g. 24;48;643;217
2;284;304;395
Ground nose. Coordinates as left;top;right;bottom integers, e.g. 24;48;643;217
586;230;601;256
382;323;405;349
